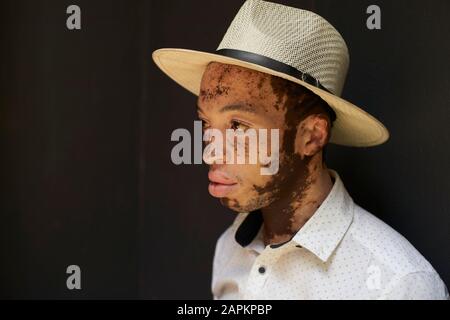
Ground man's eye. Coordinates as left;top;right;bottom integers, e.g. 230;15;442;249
230;120;249;131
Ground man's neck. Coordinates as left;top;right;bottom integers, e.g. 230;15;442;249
261;159;334;246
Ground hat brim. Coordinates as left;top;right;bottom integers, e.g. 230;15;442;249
152;48;389;147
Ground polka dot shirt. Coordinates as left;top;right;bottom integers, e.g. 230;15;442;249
211;170;449;300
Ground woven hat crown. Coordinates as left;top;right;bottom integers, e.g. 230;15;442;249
217;0;350;96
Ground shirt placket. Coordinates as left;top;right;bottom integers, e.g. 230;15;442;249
243;243;295;299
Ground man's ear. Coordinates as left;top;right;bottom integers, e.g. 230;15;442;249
295;114;330;158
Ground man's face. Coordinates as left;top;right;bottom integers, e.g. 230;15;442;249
197;62;326;213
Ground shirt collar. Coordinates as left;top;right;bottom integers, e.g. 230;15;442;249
234;169;355;262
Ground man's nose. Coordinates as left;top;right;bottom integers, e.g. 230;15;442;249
203;129;228;165
203;138;225;165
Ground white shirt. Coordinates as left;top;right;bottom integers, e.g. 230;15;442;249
211;170;449;300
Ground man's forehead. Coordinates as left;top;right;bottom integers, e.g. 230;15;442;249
198;62;280;109
201;62;270;86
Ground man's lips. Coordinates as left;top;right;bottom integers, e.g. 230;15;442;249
208;171;238;198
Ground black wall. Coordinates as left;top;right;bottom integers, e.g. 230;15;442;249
1;0;449;299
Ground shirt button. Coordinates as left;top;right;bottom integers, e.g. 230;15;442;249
258;266;266;274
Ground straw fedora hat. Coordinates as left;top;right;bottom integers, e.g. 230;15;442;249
152;0;389;147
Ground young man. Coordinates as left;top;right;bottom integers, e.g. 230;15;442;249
152;0;448;299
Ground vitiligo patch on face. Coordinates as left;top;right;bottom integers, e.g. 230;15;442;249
189;62;333;216
170;121;280;175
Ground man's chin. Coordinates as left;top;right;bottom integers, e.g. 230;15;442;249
219;197;262;213
219;197;243;212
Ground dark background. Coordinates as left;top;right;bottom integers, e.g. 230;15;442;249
0;0;449;299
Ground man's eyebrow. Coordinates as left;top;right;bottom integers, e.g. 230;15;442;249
219;103;257;114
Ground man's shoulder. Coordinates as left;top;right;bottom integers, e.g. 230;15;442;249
347;204;437;275
343;205;449;299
